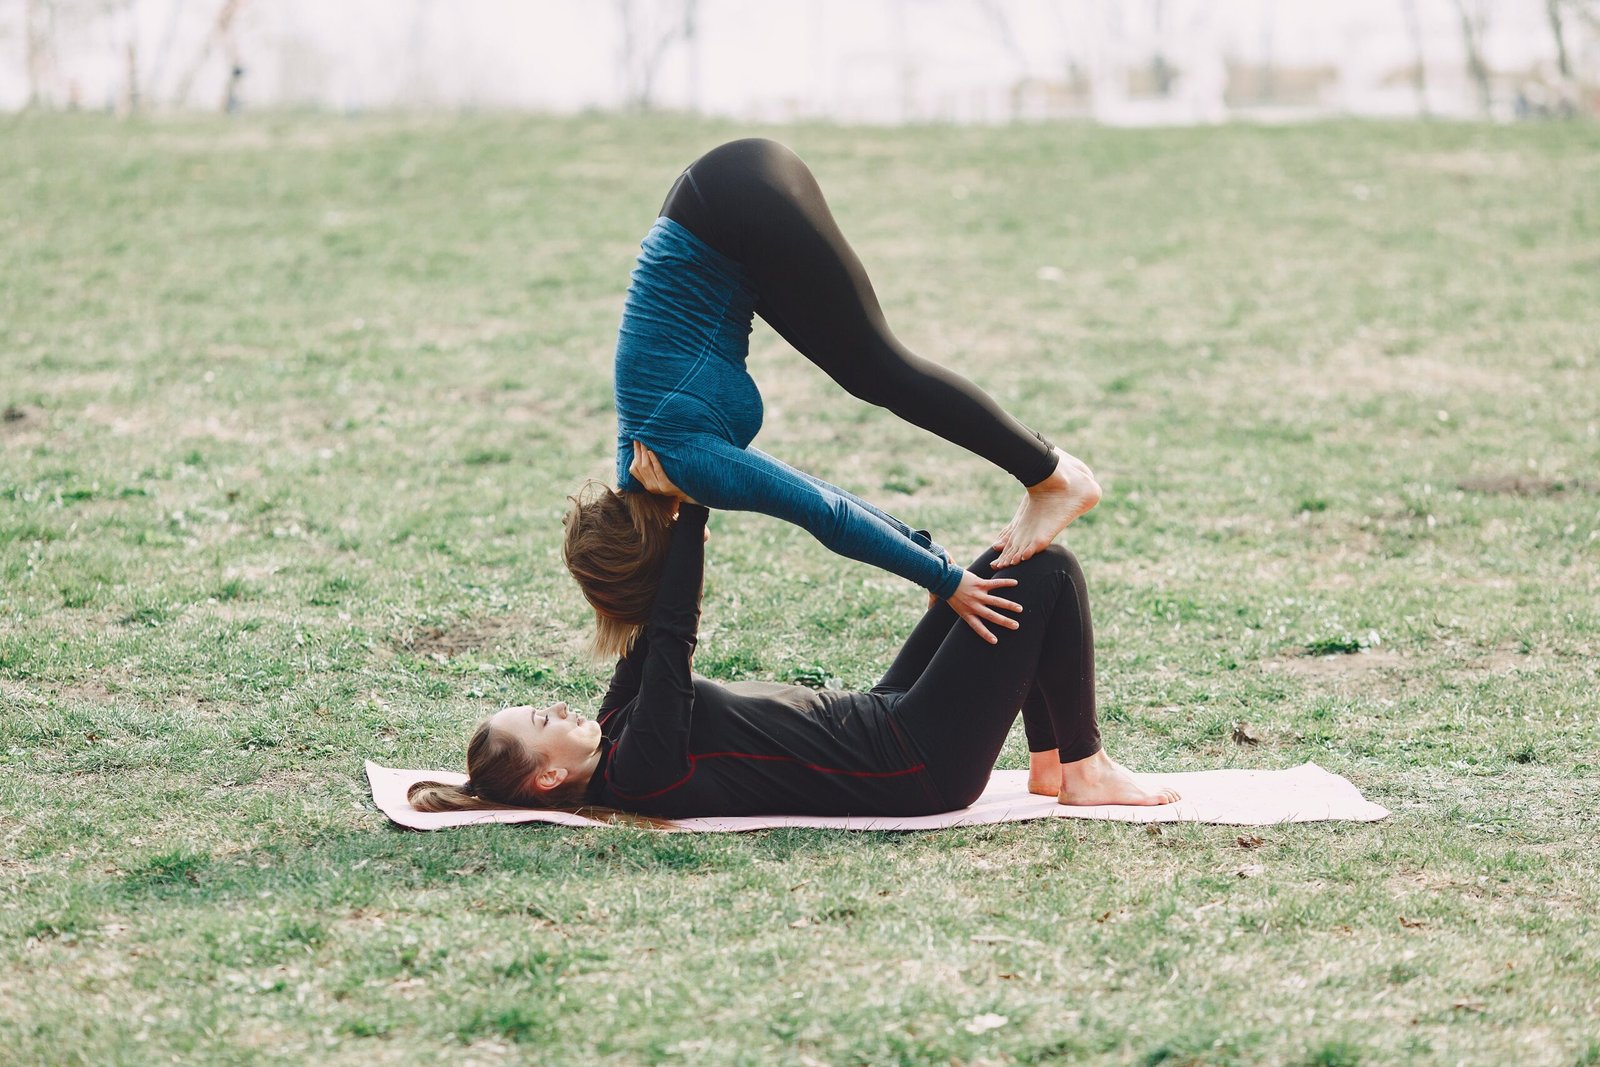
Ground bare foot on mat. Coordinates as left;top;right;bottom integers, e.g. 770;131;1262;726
1058;750;1180;807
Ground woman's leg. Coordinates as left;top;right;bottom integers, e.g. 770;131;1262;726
661;140;1080;499
884;545;1176;809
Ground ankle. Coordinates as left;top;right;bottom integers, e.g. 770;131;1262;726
1028;460;1072;494
1060;749;1109;776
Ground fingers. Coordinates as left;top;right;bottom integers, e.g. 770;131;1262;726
949;583;1024;646
629;441;670;496
978;601;1021;629
973;577;1023;607
982;595;1024;616
961;612;999;645
964;584;1022;626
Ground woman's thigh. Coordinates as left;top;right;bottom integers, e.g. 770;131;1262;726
659;140;887;347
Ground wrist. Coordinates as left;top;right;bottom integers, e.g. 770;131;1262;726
932;564;965;601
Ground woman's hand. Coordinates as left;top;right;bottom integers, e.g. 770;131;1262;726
630;442;698;504
946;570;1023;645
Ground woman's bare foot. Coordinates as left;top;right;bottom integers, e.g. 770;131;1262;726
1058;750;1180;807
1027;749;1062;797
991;449;1101;569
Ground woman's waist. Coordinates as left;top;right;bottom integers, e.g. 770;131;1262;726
623;238;755;343
614;355;762;437
613;322;752;385
614;411;759;473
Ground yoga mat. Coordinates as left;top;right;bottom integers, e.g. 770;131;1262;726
366;761;1389;832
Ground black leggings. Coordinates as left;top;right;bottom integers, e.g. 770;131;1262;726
660;138;1059;489
877;544;1101;809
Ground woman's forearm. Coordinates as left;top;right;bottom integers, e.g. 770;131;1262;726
656;437;965;598
606;504;708;797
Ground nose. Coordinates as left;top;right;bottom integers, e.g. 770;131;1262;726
550;702;568;719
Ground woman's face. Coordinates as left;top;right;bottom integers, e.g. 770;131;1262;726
489;701;602;775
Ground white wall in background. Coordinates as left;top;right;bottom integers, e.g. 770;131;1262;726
0;0;1589;122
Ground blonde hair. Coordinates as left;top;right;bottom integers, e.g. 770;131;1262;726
562;481;678;659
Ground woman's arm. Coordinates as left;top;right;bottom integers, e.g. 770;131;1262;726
596;630;650;722
654;435;965;596
639;439;1022;643
603;504;708;799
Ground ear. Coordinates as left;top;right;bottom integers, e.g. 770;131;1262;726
534;766;569;792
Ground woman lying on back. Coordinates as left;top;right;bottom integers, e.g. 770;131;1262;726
410;452;1175;818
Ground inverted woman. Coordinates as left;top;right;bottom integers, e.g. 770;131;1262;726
569;138;1100;655
412;488;1178;818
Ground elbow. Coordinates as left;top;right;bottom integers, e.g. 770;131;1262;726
821;497;852;546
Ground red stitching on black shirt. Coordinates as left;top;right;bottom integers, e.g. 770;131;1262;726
606;748;927;802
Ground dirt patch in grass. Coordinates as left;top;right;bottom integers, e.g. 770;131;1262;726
1;403;47;446
1261;646;1542;699
1476;648;1534;674
1260;648;1413;698
60;681;115;704
395;617;516;659
3;404;41;427
1457;474;1600;496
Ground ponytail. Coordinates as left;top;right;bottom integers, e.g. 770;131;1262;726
407;779;495;813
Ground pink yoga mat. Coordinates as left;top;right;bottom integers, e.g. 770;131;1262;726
366;760;1389;832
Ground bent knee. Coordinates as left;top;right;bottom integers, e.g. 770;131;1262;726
1013;543;1080;578
1038;543;1076;564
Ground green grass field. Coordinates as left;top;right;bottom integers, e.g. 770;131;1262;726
2;114;1598;1065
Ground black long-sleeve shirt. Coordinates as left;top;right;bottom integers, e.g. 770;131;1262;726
585;505;941;819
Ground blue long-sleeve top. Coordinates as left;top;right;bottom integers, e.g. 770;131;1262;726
611;217;966;600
